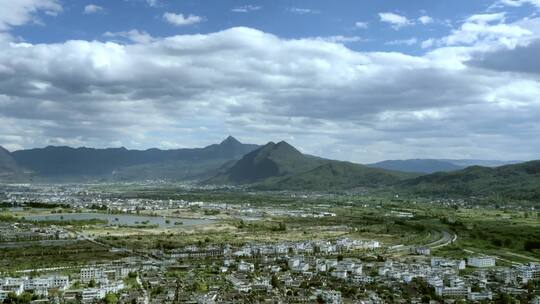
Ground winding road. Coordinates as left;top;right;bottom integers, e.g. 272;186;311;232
429;230;457;249
389;229;457;254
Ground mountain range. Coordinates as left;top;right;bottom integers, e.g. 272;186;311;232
206;141;328;185
204;141;417;190
368;159;521;174
260;161;415;190
401;161;540;201
6;136;259;181
1;137;538;201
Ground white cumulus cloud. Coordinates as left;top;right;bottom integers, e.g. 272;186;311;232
355;21;368;29
84;4;104;14
0;0;62;30
163;12;203;26
231;5;262;13
104;30;154;44
418;15;434;24
379;12;413;29
0;23;539;161
496;0;540;7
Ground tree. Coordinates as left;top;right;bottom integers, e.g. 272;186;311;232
193;281;208;293
88;279;96;288
271;275;281;289
5;292;35;304
104;293;119;304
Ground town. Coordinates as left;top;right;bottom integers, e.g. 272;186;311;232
1;239;540;303
1;183;539;303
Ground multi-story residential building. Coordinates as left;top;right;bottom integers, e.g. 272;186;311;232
351;275;374;284
238;261;255;272
319;290;342;304
80;268;105;283
468;291;493;301
435;286;471;298
82;288;105;303
415;247;431;255
467;256;496;268
0;278;24;296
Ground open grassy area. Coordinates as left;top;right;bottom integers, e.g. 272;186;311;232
3;187;538;265
0;241;129;272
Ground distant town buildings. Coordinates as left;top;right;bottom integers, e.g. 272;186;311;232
467;256;496;268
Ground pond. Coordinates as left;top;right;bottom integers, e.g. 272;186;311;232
25;213;214;228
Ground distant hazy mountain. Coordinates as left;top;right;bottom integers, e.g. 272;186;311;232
401;161;540;201
11;136;259;181
206;141;328;184
369;158;522;174
5;136;539;200
369;159;462;174
440;159;521;168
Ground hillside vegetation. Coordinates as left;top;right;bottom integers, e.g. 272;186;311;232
206;141;328;184
10;136;258;181
401;161;540;201
260;161;415;190
369;159;462;174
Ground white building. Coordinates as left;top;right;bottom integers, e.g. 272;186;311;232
320;290;342;304
51;276;70;290
82;288;105;303
415;247;431;255
467;256;496;268
0;291;8;302
81;281;124;303
24;276;70;291
227;275;251;293
351;275;374;284
0;278;24;296
80;268;105;283
330;270;347;280
238;261;255;272
315;260;327;272
468;291;493;301
435;286;471;298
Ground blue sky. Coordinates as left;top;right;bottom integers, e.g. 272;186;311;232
12;0;519;52
0;0;539;163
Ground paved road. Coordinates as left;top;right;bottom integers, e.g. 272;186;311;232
71;229;158;261
430;230;457;249
389;229;456;254
504;251;540;262
15;266;76;273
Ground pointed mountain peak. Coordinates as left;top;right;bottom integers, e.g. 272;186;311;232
204;139;325;185
262;141;276;147
220;135;241;146
276;141;294;148
274;141;302;154
252;141;302;158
